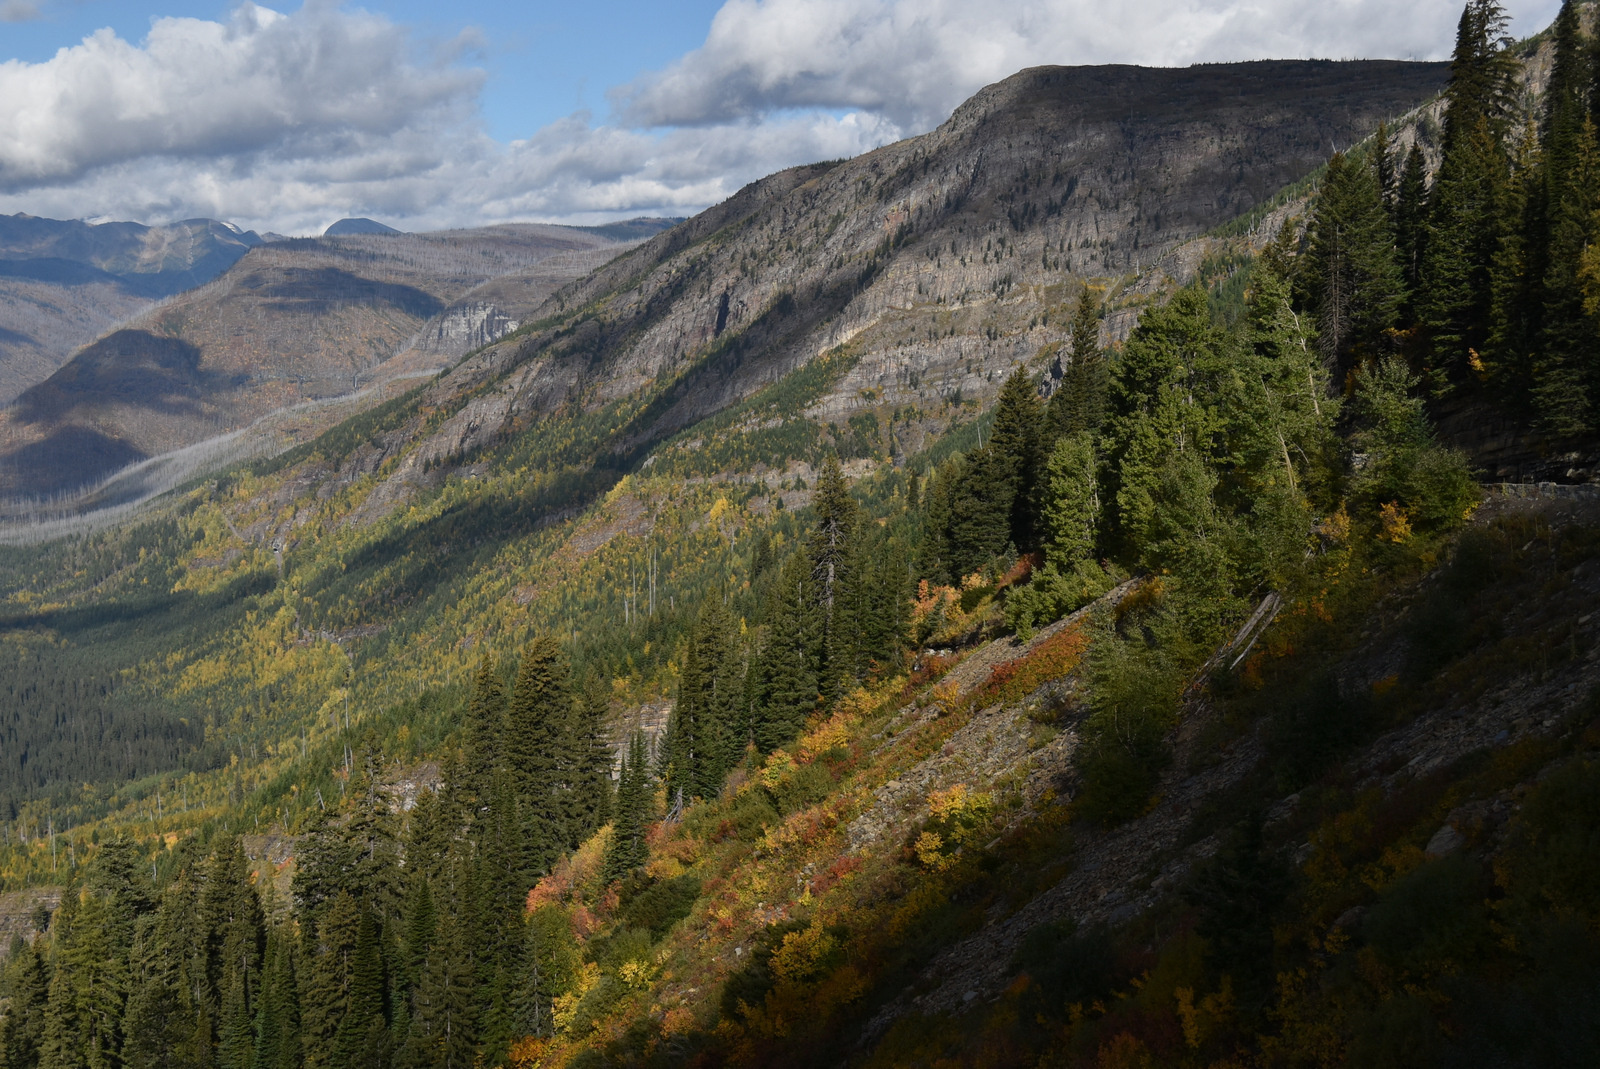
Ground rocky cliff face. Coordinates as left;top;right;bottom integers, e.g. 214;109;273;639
326;60;1448;522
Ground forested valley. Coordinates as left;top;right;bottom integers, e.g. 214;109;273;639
3;2;1600;1067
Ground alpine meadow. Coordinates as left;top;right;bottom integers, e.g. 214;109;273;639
3;2;1600;1068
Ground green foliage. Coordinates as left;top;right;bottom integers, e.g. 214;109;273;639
1299;149;1406;372
1073;614;1184;824
1349;359;1479;533
614;875;702;941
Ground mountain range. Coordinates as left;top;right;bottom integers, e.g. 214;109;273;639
0;7;1597;1068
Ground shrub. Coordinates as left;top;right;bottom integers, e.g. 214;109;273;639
616;874;702;940
1004;559;1119;639
1350;359;1478;534
1363;853;1490;974
1073;627;1183;825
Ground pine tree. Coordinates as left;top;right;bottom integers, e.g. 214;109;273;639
663;599;739;802
987;365;1046;553
1394;143;1430;304
462;657;504;806
298;893;360;1069
520;906;580;1039
752;552;819;751
202;838;265;1038
0;943;48;1069
602;732;653;884
1535;118;1600;431
918;457;959;584
1418;0;1517;374
1040;432;1100;570
400;879;436;997
251;930;299;1069
1104;287;1224;558
503;636;572;864
1487;125;1543;389
568;675;615;841
1300;150;1406;375
404;911;474;1069
1046;286;1108;442
328;908;385;1069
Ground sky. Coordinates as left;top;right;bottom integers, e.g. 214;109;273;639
0;0;1565;235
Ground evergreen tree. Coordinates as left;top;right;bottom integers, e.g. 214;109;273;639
918;457;959;584
1300;150;1406;374
663;599;738;801
503;636;572;865
569;676;615;841
1534;117;1600;431
298;893;360;1069
404;912;474;1069
1418;0;1517;374
988;365;1046;553
1046;286;1108;442
0;943;48;1069
399;878;436;998
1039;432;1100;571
1487;125;1543;389
462;657;504;805
201;838;265;1041
328;908;385;1069
1394;143;1430;303
251;931;298;1069
520;906;580;1039
752;552;819;750
1104;287;1224;557
602;732;653;884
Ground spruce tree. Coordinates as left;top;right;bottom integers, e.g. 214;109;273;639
568;676;615;842
987;365;1045;553
0;943;48;1069
1487;126;1543;389
752;552;819;750
503;636;572;865
1534;118;1600;431
1040;432;1100;570
328;908;385;1069
1300;150;1405;374
1046;286;1108;442
664;599;739;801
405;912;474;1069
1418;0;1517;374
251;931;299;1069
298;893;360;1069
602;732;653;884
520;906;580;1039
1394;143;1430;304
462;657;504;806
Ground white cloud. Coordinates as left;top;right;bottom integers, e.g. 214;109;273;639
0;0;1564;233
0;2;481;189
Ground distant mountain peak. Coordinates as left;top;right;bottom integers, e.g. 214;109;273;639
325;217;402;236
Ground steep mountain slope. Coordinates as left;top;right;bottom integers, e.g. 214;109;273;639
305;60;1447;526
0;223;669;502
0;54;1458;863
0;214;265;405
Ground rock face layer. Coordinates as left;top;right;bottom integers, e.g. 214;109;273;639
344;59;1449;520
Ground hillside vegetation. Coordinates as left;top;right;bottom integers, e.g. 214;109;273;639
1;3;1599;1067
